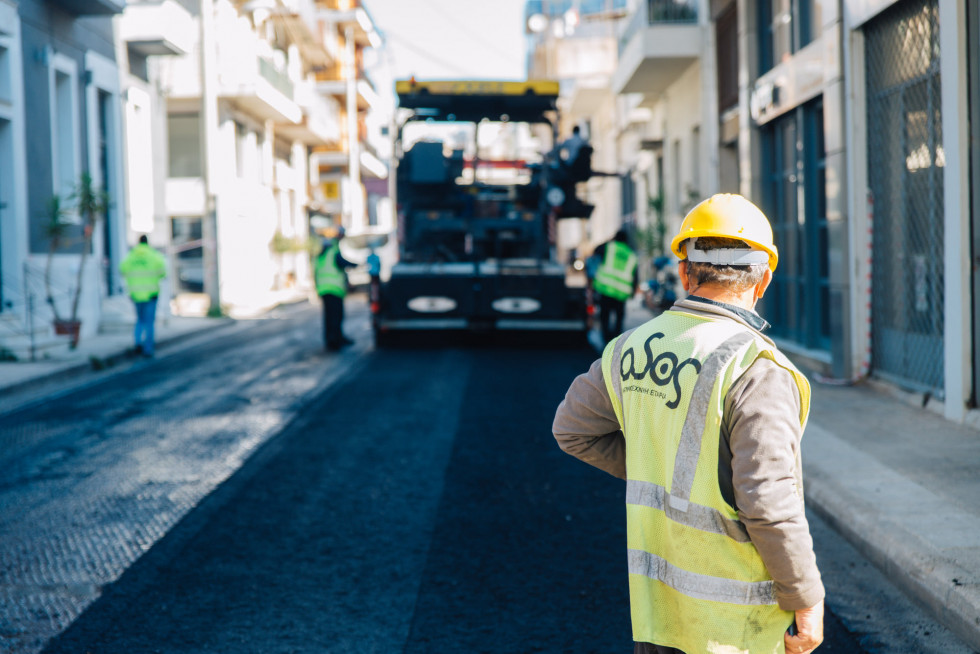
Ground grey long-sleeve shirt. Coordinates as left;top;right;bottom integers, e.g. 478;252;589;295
553;299;824;611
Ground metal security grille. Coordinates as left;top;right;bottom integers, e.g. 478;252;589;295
759;99;829;352
865;0;944;394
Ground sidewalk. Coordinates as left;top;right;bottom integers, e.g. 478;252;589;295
607;297;980;651
0;316;233;398
0;288;311;397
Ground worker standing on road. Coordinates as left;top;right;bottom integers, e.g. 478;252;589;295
553;194;824;654
120;234;167;358
592;229;639;343
314;225;355;352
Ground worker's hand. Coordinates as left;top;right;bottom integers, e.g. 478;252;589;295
784;600;824;654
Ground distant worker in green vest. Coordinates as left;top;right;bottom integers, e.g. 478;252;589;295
592;229;639;343
314;225;355;352
554;194;824;654
119;235;168;358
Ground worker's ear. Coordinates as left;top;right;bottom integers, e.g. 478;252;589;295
678;260;692;292
753;268;773;303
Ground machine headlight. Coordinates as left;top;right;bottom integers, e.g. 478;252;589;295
546;186;565;207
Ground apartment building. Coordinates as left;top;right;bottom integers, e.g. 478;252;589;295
524;0;630;269
149;0;386;316
538;0;979;420
0;0;126;357
734;0;973;417
311;0;392;279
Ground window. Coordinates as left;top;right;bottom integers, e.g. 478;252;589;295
759;0;816;73
235;121;248;178
715;2;739;112
171;216;204;293
0;116;9;311
97;89;114;291
671;139;681;214
51;64;78;200
0;44;10;103
168;113;202;177
0;9;23;311
621;172;636;225
691;125;701;195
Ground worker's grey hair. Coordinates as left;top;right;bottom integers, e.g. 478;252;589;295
685;237;767;292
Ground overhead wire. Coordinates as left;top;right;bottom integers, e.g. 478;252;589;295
411;0;524;71
385;32;472;77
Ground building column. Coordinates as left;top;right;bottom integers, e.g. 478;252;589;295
939;0;972;420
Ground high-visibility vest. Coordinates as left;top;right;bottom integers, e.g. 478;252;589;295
119;244;167;302
600;309;810;654
594;241;637;301
315;243;346;297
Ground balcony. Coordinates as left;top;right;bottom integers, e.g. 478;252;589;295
314;77;379;111
318;4;383;48
119;1;195;57
311;147;387;179
268;12;332;70
611;0;700;96
277;79;342;145
216;27;302;124
48;0;123;16
567;79;613;118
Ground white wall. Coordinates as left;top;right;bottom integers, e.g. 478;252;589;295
85;50;127;298
660;62;706;233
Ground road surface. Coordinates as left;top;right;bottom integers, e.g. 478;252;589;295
0;302;971;653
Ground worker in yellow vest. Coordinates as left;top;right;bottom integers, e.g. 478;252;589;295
314;225;355;351
554;194;824;654
119;235;167;358
592;229;639;343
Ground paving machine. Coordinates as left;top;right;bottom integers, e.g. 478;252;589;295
371;79;597;345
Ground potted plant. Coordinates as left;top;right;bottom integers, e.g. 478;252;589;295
43;172;108;348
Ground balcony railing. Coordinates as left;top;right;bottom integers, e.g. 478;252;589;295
119;0;195;57
620;0;698;54
258;57;294;99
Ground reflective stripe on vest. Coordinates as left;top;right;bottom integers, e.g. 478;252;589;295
669;331;755;512
626;479;750;542
594;241;636;301
601;310;810;653
126;270;161;301
628;549;775;605
315;245;346;297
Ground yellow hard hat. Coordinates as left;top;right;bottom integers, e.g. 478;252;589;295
670;193;778;271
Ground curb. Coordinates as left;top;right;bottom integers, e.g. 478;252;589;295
0;318;235;397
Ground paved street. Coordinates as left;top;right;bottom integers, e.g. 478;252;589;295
0;303;974;653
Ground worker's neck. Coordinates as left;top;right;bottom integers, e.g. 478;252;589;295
688;286;758;312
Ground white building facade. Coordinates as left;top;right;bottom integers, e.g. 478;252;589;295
152;0;387;316
0;0;126;359
542;0;980;423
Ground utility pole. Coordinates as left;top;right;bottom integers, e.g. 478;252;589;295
199;0;221;315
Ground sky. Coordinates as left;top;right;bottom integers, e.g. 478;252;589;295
363;0;528;82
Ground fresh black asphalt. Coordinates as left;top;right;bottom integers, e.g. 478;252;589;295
25;325;865;653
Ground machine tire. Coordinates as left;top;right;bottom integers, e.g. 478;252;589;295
373;327;393;349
